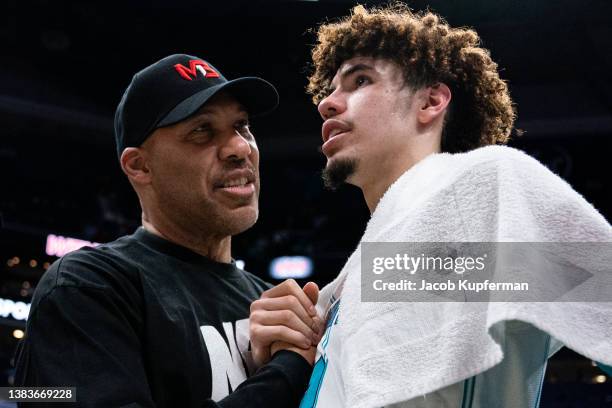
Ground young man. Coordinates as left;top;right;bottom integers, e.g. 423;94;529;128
14;54;320;407
252;5;612;407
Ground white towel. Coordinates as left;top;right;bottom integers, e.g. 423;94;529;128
318;145;612;408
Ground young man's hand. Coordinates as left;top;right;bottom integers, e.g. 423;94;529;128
250;280;322;367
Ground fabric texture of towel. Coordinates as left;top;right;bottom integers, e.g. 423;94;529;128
318;145;612;408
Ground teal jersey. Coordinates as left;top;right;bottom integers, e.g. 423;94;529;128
302;303;564;408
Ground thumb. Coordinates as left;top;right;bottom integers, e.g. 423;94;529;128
303;281;319;307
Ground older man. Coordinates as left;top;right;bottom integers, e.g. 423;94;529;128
14;54;319;407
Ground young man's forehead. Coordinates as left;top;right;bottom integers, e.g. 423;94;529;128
330;56;405;86
337;56;378;71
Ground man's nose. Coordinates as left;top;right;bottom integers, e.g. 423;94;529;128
219;131;252;161
318;90;346;120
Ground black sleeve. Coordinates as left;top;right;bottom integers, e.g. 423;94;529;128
15;285;156;407
15;286;312;408
206;350;312;408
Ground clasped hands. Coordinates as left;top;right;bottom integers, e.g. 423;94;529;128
249;279;324;366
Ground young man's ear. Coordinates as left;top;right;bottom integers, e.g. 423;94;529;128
417;83;452;126
120;147;151;185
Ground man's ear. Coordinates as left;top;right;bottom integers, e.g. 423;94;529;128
120;147;151;185
417;83;452;126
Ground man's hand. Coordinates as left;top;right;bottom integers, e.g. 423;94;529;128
250;280;322;367
269;282;321;365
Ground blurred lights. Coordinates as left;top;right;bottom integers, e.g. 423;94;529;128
29;259;38;268
594;375;607;384
269;256;313;279
43;262;50;269
12;329;25;339
0;297;31;321
46;234;101;257
7;256;20;267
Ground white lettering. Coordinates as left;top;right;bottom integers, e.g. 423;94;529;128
234;318;257;375
200;323;248;401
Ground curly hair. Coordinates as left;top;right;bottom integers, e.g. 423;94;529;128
307;3;516;153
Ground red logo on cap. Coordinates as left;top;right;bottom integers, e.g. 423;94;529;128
174;59;220;81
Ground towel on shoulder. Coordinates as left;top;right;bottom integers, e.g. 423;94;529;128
319;145;612;408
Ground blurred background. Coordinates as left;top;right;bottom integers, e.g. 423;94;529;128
1;0;611;406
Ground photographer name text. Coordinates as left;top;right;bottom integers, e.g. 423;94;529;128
372;279;529;292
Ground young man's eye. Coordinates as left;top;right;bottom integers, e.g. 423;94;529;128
355;75;370;87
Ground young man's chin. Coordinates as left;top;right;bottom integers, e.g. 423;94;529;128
322;157;357;190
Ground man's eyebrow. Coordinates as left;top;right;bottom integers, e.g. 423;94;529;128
329;63;375;92
339;63;375;80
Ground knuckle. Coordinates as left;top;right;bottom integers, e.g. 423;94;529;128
280;310;293;323
250;310;262;322
288;296;300;309
251;326;269;341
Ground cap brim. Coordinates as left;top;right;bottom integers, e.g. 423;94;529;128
157;77;279;128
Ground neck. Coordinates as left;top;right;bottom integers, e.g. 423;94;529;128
141;214;232;263
361;136;440;214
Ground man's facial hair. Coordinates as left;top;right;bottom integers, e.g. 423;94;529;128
322;158;357;190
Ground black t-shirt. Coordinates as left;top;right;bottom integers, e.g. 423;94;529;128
15;228;311;407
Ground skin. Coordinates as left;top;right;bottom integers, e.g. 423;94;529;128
120;91;260;263
250;280;322;367
249;57;453;366
318;56;451;212
120;91;320;365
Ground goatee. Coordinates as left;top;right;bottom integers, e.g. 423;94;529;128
322;158;357;190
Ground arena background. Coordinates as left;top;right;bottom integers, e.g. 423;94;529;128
1;0;611;406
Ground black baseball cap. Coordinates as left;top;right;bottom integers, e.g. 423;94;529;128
114;54;279;158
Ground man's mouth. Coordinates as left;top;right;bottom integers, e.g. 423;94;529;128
322;119;351;143
222;177;250;188
215;171;257;197
328;128;347;140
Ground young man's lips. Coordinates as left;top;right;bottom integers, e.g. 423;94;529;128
321;130;348;156
322;119;350;143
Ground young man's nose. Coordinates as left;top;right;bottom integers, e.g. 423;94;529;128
318;91;346;120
